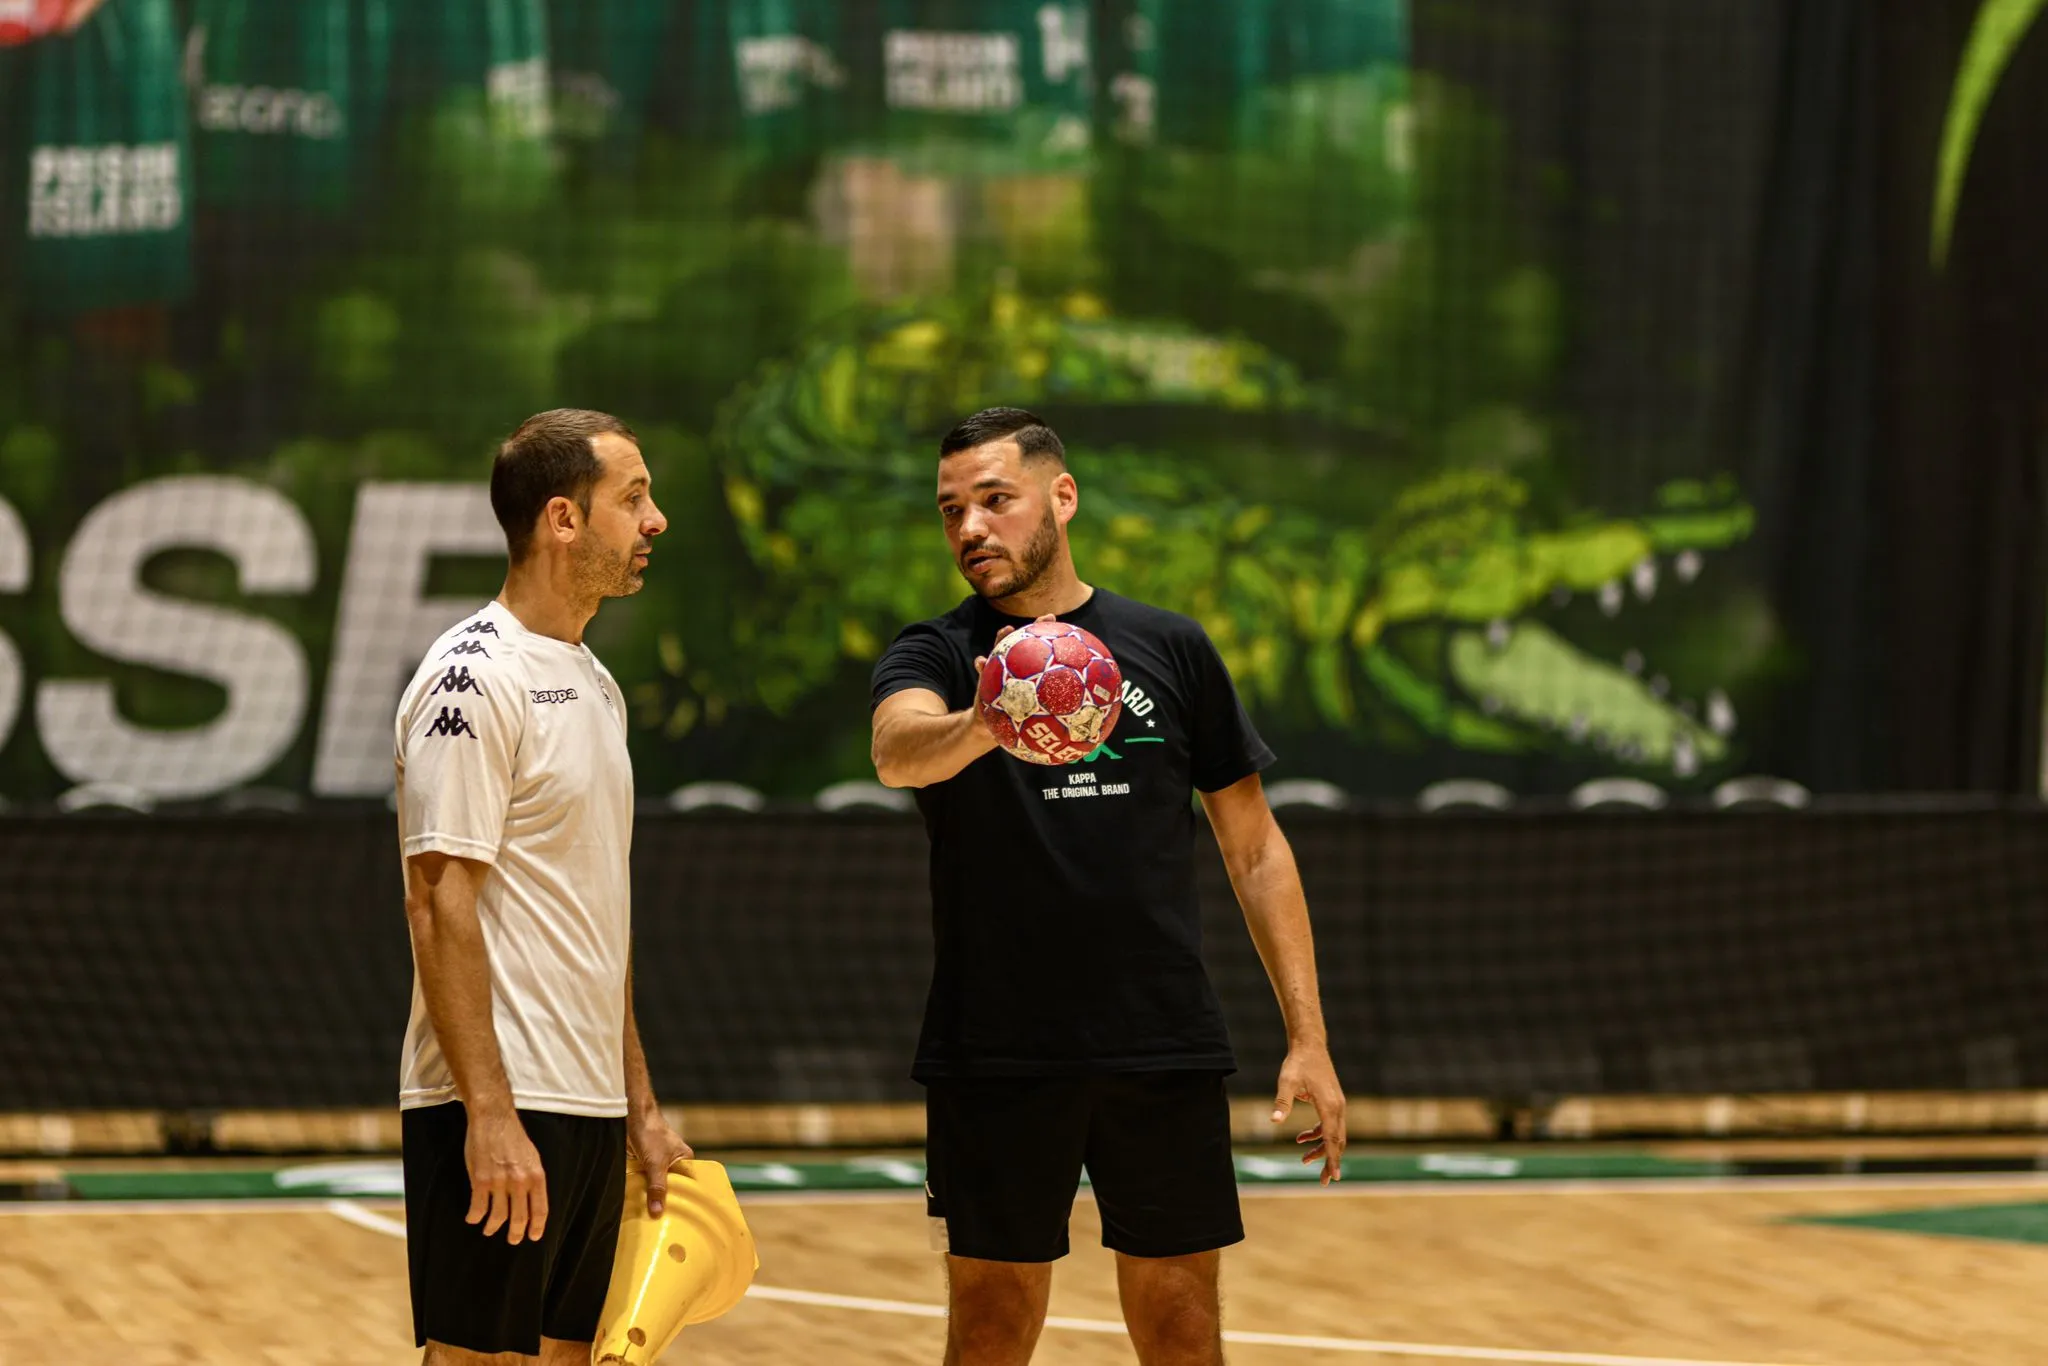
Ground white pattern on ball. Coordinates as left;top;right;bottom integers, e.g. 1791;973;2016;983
996;677;1040;725
1063;703;1107;745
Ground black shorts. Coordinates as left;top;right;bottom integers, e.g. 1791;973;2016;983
400;1101;627;1355
923;1071;1244;1262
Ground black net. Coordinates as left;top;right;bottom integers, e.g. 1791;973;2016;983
4;808;2046;1117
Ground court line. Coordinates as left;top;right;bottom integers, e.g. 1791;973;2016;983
326;1199;407;1238
741;1284;1830;1366
734;1171;2048;1204
320;1202;1835;1366
0;1197;394;1216
1;1170;2045;1218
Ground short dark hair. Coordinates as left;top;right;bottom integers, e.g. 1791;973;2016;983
938;407;1065;466
491;409;637;561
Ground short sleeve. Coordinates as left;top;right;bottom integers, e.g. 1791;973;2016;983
1187;628;1275;793
396;658;524;865
871;620;960;711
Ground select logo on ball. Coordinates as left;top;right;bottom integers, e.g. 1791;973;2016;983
978;622;1124;766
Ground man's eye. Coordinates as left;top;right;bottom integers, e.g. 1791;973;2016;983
987;494;1007;508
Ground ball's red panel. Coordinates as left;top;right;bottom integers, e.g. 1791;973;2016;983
1035;666;1085;715
1050;633;1092;670
977;624;1123;764
1003;634;1052;677
1083;657;1121;705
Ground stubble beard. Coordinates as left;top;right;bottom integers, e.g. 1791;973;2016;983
573;536;642;602
970;504;1060;602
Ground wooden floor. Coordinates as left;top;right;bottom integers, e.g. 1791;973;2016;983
4;1160;2047;1365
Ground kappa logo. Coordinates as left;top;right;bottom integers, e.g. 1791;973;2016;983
423;706;476;739
431;666;483;698
530;688;578;705
441;640;490;659
461;620;500;637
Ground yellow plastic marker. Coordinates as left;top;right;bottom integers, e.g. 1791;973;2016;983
592;1160;759;1364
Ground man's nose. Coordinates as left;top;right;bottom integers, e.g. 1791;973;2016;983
645;499;668;536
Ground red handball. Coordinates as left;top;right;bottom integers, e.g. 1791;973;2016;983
0;0;68;46
977;622;1124;765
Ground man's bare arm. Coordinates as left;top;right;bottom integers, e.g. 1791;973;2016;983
872;687;997;789
403;851;547;1241
623;957;660;1126
622;954;693;1216
1199;774;1348;1183
405;852;516;1114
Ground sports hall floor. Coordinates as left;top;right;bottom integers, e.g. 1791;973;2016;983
5;1130;2048;1365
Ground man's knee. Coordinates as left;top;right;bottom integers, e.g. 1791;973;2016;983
1118;1252;1223;1364
1126;1297;1223;1362
946;1258;1051;1360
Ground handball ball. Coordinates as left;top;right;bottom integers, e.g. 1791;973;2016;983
977;621;1123;765
0;1;68;45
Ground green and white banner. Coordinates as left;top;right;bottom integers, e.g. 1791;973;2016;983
0;0;1827;811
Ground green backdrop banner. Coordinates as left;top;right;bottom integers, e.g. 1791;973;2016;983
2;0;1997;809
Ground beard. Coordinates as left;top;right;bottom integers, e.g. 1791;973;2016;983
572;534;645;600
964;503;1060;601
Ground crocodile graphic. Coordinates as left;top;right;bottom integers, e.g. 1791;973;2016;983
685;289;1755;775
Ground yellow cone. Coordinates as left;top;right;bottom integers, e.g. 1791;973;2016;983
592;1160;760;1364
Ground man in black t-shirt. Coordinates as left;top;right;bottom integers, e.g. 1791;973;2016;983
871;407;1347;1365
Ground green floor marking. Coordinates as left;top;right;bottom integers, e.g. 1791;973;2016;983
65;1169;289;1200
1794;1201;2048;1248
56;1150;1726;1202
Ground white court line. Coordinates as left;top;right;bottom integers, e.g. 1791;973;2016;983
4;1171;2048;1219
0;1197;385;1216
732;1171;2048;1205
2;1170;2046;1218
1232;1170;2048;1200
321;1201;1837;1366
740;1284;1832;1366
325;1199;407;1238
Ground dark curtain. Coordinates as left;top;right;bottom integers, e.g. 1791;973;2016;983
1729;0;1882;792
1875;0;2048;793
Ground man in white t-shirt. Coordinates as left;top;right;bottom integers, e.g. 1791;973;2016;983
393;408;687;1366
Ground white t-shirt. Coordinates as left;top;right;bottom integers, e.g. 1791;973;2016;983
393;599;635;1117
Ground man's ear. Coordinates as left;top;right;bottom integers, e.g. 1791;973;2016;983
1052;470;1079;526
544;494;581;546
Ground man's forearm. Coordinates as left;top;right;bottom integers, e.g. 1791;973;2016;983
406;857;518;1116
873;705;996;789
623;960;660;1123
1228;828;1330;1048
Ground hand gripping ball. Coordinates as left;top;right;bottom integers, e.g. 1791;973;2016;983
977;621;1123;765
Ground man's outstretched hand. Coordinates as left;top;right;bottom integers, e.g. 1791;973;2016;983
1271;1045;1347;1186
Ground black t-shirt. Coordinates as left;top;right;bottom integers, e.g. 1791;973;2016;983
871;587;1275;1079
